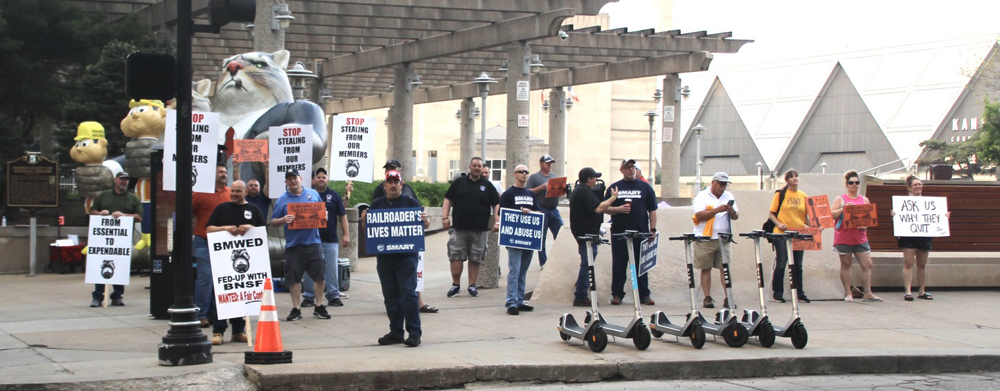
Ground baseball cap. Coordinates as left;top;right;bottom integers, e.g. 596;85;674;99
284;169;300;179
712;172;731;183
620;158;637;167
578;167;602;181
383;159;401;169
540;155;555;163
115;171;130;179
385;170;402;182
314;167;328;177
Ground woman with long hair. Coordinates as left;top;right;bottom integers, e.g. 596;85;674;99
767;169;810;303
894;175;947;301
831;170;881;302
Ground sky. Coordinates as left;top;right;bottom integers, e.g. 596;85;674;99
606;0;1000;68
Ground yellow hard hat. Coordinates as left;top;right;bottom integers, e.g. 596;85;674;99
75;121;106;141
129;99;165;109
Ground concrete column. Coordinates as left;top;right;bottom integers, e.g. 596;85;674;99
385;107;394;161
505;41;532;185
548;87;567;177
253;0;284;52
460;98;476;169
660;74;682;198
391;64;415;180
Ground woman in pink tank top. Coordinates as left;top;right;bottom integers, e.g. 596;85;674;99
831;170;882;302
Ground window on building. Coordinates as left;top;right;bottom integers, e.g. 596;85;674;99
448;160;461;181
484;159;505;181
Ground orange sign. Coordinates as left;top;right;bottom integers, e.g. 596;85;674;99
792;227;822;251
843;203;878;229
806;195;834;229
232;139;268;163
546;177;567;198
288;202;327;230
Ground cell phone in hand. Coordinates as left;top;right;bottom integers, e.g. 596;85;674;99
727;200;735;206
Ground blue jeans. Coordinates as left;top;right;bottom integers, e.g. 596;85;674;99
537;207;563;266
505;247;534;308
193;236;212;319
574;242;599;301
303;242;340;301
376;255;421;338
611;235;650;300
771;239;805;298
92;284;124;301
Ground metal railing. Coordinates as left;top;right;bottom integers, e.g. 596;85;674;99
859;158;908;177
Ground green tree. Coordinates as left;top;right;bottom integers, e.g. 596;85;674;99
917;138;981;179
974;101;1000;177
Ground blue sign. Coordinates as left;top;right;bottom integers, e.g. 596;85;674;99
497;208;545;251
365;207;425;254
638;234;658;276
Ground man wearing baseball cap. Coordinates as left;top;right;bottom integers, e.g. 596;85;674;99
569;167;618;306
603;158;658;305
692;172;739;309
526;155;566;269
300;167;350;309
271;168;331;321
88;171;142;307
373;159;417;200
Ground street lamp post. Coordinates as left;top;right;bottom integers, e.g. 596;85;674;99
472;72;497;161
756;162;764;190
645;110;659;186
692;124;706;194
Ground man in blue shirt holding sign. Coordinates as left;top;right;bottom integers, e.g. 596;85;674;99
370;170;428;347
494;164;540;315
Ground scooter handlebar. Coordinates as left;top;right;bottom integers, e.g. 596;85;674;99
668;234;711;242
612;230;655;239
739;230;767;238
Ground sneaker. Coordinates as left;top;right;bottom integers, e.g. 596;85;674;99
467;285;479;297
313;305;331;319
798;294;811;304
378;334;405;345
90;299;101;308
641;296;655;306
772;295;786;303
300;297;316;307
404;335;421;347
328;298;344;307
286;308;302;321
111;298;124;306
610;296;623;305
573;298;592;307
517;304;534;312
703;296;715;309
340;293;349;299
198;318;210;328
507;307;519;315
447;285;461;298
211;333;224;345
231;333;248;343
723;297;730;309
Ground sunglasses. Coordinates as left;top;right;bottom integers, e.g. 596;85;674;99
715;181;729;187
847;180;860;185
515;170;530;174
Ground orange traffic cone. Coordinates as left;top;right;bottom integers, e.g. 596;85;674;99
245;278;292;364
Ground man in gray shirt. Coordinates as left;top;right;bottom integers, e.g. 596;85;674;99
526;155;566;268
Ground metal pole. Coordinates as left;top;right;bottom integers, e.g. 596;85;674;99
695;129;702;192
480;91;488;161
648;116;655;186
28;210;37;277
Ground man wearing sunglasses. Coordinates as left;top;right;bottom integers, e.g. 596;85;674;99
494;164;539;315
692;172;739;309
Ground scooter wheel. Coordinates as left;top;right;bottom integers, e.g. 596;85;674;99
723;323;749;348
791;323;808;349
587;327;608;353
758;321;776;348
632;324;651;350
558;316;571;341
690;323;706;349
650;327;663;338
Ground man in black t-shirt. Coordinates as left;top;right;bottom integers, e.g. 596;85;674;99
441;157;500;298
604;158;659;306
205;180;266;345
568;167;618;306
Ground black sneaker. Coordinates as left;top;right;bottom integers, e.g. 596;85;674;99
447;285;460;298
328;298;344;307
517;304;534;312
703;296;715;309
404;335;421;347
772;295;786;303
313;305;331;319
610;296;623;305
467;285;479;297
111;298;124;306
300;297;316;307
641;296;655;306
286;308;302;321
378;334;404;345
90;299;101;308
798;294;811;303
573;298;592;307
723;297;730;309
507;307;519;315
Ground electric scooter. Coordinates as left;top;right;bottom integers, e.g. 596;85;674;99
736;230;776;347
766;230;812;349
695;233;749;348
581;230;653;350
558;234;611;352
649;233;707;348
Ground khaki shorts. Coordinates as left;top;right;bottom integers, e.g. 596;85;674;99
447;229;489;262
693;240;726;270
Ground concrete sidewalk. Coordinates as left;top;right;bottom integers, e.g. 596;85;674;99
1;230;999;390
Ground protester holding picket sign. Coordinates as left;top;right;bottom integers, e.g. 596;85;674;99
831;170;881;303
892;175;948;302
205;180;266;345
495;164;540;316
88;171;142;308
270;169;330;322
766;169;811;304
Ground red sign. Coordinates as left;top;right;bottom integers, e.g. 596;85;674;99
288;203;327;230
792;227;822;251
546;177;567;198
806;195;834;229
843;204;878;229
